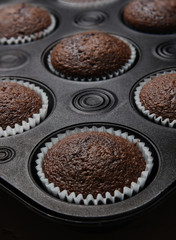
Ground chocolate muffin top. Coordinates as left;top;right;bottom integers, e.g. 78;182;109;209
124;0;176;34
0;3;51;38
140;73;176;121
0;82;42;130
50;31;131;79
43;131;146;198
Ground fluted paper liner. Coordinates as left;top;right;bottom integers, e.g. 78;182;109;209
47;35;136;81
0;78;48;137
36;126;153;205
0;14;56;45
134;70;176;128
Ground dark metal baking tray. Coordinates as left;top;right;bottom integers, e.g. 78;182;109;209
0;0;176;227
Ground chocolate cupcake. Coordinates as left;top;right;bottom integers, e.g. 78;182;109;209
134;70;176;127
0;3;56;44
48;31;136;81
36;126;153;205
0;78;48;137
123;0;176;34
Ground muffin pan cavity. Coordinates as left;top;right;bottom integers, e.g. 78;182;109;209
131;69;176;128
30;123;158;205
0;76;55;137
43;34;137;81
0;3;57;45
0;0;176;227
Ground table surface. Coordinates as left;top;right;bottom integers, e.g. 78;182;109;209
0;187;176;240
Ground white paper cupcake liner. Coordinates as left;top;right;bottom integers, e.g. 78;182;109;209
47;35;136;81
0;78;49;137
134;69;176;128
0;14;56;45
36;126;153;205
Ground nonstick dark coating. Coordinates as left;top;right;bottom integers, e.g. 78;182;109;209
0;0;176;227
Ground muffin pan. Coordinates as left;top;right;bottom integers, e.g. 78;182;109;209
0;0;176;227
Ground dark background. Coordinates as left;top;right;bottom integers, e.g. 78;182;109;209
1;187;176;240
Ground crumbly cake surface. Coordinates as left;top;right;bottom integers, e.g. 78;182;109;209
124;0;176;33
43;131;146;198
0;82;42;130
51;31;131;79
140;73;176;121
0;3;51;38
